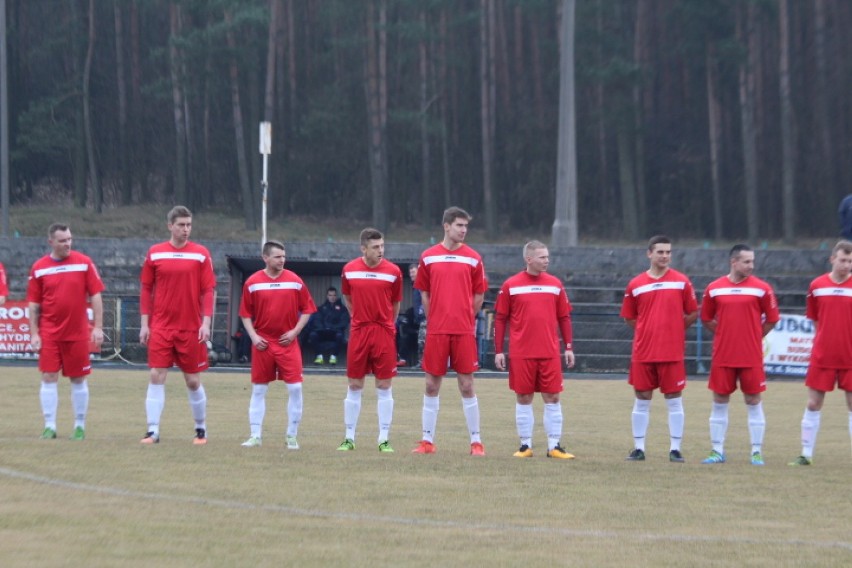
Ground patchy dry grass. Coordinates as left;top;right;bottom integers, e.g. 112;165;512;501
1;365;851;567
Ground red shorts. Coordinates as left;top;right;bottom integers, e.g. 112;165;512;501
508;357;563;395
251;340;303;384
805;366;852;393
708;365;766;396
147;328;209;374
347;325;398;380
422;334;479;376
628;361;687;394
38;338;92;377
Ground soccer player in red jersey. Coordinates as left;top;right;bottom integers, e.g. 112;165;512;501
238;241;316;450
27;223;105;440
621;236;698;462
412;206;488;456
700;244;780;466
0;261;8;305
139;206;216;445
336;228;403;453
493;241;575;459
789;240;852;466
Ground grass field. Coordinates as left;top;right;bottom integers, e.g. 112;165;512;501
1;364;850;567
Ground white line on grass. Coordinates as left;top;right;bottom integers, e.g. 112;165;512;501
1;465;850;552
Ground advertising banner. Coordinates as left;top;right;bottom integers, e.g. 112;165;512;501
763;314;813;376
0;300;99;359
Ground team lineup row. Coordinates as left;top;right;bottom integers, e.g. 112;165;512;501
14;206;852;464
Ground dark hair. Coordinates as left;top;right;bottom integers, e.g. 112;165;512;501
167;205;193;224
327;287;338;294
729;244;753;259
442;206;472;226
262;240;285;256
360;227;384;246
647;235;671;251
48;223;70;238
832;240;852;256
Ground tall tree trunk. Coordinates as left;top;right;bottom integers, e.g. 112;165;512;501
779;0;795;242
114;1;131;205
738;3;759;242
632;0;649;235
594;0;610;228
438;7;452;216
224;10;256;230
264;0;278;122
169;2;188;206
69;1;86;208
286;0;297;134
479;0;497;237
706;44;724;241
129;0;145;201
813;0;835;220
552;0;578;247
82;0;100;213
617;124;639;240
364;0;388;232
419;9;431;227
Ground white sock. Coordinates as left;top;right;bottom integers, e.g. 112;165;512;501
70;380;89;429
145;384;165;435
462;396;481;444
747;401;765;454
40;382;58;430
800;409;820;459
543;402;563;451
666;397;684;452
248;384;268;438
421;395;439;443
709;402;729;454
631;399;651;451
344;387;363;441
286;383;303;438
515;403;534;447
187;385;207;430
376;387;393;444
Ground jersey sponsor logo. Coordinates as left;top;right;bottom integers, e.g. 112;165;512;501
422;254;479;267
33;263;90;279
631;281;686;297
248;282;303;293
344;271;398;283
150;252;207;262
811;287;852;298
508;285;561;296
708;287;766;298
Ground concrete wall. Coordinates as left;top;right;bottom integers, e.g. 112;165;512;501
0;236;833;297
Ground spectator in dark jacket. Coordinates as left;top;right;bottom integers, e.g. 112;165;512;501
308;287;350;365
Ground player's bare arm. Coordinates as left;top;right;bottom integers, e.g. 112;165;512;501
280;312;312;345
240;316;268;351
198;316;211;342
624;318;636;330
702;319;718;333
90;293;105;346
28;302;41;351
684;310;699;328
342;294;353;316
473;292;484;314
494;352;506;371
421;291;430;319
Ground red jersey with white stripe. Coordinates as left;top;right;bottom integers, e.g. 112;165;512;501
140;241;216;331
0;262;8;297
27;251;105;341
415;243;487;335
621;268;698;363
700;275;780;367
806;273;852;368
341;258;402;331
494;271;572;359
239;269;317;340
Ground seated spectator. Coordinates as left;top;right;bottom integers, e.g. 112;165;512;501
307;287;349;365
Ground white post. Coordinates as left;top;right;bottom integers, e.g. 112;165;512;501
259;121;272;250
